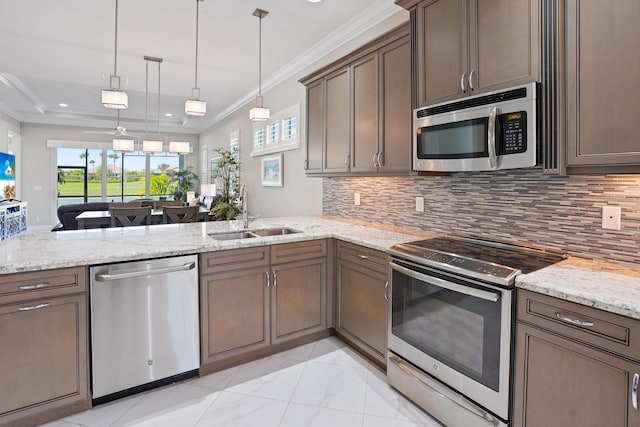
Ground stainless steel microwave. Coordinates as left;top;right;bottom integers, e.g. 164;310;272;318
413;83;539;172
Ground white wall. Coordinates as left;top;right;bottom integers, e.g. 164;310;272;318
199;11;409;219
20;123;198;227
0;112;20;152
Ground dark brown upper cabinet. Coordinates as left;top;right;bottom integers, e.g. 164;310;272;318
301;24;411;176
399;0;540;107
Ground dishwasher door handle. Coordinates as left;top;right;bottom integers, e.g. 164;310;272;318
95;262;196;282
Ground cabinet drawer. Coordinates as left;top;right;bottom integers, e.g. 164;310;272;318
337;241;388;274
271;240;327;265
517;289;640;361
0;267;87;305
200;246;270;275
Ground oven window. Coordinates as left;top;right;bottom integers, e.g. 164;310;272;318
417;118;488;159
391;266;501;391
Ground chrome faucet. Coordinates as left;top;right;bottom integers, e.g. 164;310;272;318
240;184;248;229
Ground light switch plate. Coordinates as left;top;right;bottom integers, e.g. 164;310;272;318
416;196;425;212
602;206;621;230
354;192;361;206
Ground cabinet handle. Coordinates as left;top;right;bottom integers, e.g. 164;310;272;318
18;303;50;312
266;271;270;288
273;271;277;287
372;152;378;168
460;72;467;93
303;160;308;171
384;281;389;302
19;283;50;290
555;312;594;327
356;254;369;260
468;69;475;91
377;152;383;168
633;373;639;411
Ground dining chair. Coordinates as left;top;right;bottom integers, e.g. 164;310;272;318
109;206;152;227
155;200;183;209
162;205;200;224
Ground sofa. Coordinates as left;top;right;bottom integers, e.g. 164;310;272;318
52;202;111;231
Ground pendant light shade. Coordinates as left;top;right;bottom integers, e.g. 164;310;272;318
113;138;134;152
169;141;190;155
102;0;128;109
250;8;269;122
142;139;163;153
185;0;206;117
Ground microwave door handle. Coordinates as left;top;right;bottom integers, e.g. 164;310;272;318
488;107;499;169
390;262;500;302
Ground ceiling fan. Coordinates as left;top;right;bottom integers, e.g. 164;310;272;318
82;110;143;137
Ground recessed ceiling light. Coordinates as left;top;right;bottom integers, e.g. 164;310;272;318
307;0;323;3
58;103;69;107
165;113;173;117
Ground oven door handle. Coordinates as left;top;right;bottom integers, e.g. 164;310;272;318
390;262;501;302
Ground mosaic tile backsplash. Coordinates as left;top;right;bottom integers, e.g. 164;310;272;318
323;170;640;267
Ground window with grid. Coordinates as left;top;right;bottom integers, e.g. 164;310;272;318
251;103;300;156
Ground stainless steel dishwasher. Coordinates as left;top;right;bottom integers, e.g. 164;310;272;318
90;255;199;403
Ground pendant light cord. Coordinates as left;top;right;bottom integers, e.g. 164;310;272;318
145;60;149;134
258;13;262;97
114;0;118;76
157;60;161;133
194;0;200;90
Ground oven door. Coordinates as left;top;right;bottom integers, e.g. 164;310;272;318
388;259;513;420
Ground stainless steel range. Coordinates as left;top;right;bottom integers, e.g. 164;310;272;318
387;236;565;427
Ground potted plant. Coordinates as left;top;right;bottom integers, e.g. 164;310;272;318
210;147;241;220
170;166;200;202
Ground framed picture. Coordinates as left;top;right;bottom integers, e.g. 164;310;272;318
261;154;283;187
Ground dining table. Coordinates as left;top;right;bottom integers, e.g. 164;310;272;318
75;206;211;229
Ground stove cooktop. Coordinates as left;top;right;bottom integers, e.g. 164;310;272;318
388;236;567;286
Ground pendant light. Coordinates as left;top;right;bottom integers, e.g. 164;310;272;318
249;8;270;122
185;0;206;116
102;0;128;109
142;56;165;153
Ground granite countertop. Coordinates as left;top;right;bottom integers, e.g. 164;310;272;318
0;216;434;275
516;257;640;320
4;215;640;320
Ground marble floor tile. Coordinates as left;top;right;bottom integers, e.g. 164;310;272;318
364;366;441;424
112;383;219;427
225;355;307;401
45;337;441;427
308;336;370;368
195;391;288;427
290;362;369;413
279;402;364;427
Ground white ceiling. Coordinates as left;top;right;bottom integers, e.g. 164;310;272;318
0;0;404;135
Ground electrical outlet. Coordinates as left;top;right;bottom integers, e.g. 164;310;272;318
602;206;621;230
416;196;425;212
354;192;361;206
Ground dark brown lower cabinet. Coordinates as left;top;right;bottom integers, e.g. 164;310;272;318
0;266;90;427
200;241;328;373
514;289;640;427
336;241;388;367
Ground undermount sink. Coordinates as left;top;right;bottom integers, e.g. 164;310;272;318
251;228;301;237
208;228;301;241
208;231;257;241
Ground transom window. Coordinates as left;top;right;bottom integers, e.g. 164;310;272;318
251;103;300;156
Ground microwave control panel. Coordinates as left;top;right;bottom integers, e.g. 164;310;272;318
500;111;527;154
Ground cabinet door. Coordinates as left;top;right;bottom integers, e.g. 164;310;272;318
324;68;351;173
337;259;388;364
379;36;412;172
305;79;324;173
417;0;468;106
513;322;640;427
0;294;89;425
351;54;379;172
200;266;270;363
470;0;540;93
566;0;640;167
271;258;326;345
